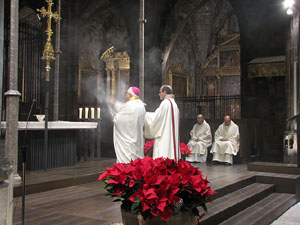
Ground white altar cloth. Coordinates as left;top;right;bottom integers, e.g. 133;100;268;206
0;121;98;130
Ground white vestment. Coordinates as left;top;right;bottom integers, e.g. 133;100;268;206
186;120;212;163
111;99;146;163
144;97;180;160
210;121;240;164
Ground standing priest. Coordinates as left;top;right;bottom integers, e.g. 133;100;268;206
186;114;212;163
106;87;146;163
144;85;180;161
210;115;240;165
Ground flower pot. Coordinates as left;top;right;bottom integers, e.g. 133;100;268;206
121;209;197;225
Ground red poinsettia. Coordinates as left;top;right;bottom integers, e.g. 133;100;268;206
180;142;192;160
98;156;216;222
144;140;192;161
144;140;154;155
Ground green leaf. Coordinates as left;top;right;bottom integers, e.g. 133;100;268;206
106;184;114;190
131;197;141;214
106;193;113;198
104;176;113;183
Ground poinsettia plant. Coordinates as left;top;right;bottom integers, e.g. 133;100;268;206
180;142;192;161
98;156;215;222
144;140;154;156
143;140;192;160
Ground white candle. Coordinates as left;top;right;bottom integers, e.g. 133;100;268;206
79;108;83;119
91;107;95;119
97;107;101;119
85;107;89;119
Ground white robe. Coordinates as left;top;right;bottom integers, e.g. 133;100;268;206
186;120;212;163
144;97;180;160
112;99;146;163
210;121;240;164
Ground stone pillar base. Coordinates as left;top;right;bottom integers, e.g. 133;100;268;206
13;173;21;187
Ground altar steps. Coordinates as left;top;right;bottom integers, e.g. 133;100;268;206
220;193;297;225
200;183;275;225
199;172;299;225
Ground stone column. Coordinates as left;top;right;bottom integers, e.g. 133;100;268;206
0;158;14;225
0;0;4;159
106;69;111;96
139;0;145;101
5;0;21;183
53;0;61;121
111;69;116;96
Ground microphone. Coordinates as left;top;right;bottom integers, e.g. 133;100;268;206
26;99;36;123
25;99;36;139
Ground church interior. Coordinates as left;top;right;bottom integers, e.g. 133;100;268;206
1;0;300;224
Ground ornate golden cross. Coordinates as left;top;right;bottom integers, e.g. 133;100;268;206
37;0;61;73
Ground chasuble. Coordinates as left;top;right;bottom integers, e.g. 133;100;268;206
144;97;180;160
112;99;146;163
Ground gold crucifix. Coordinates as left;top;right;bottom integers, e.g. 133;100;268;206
37;0;62;172
37;0;61;75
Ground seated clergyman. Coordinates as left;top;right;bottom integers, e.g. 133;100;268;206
186;114;212;163
210;115;240;165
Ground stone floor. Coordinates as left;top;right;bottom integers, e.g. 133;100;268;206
13;162;257;224
12;160;299;225
271;202;300;225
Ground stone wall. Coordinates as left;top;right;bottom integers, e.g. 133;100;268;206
0;158;13;225
59;0;80;120
165;24;196;96
78;10;129;71
245;77;286;162
230;0;286;162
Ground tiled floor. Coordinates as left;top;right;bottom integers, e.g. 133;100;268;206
271;202;300;225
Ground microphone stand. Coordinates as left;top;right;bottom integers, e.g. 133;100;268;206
22;99;35;225
21;146;26;225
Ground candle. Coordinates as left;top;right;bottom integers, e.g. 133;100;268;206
91;107;95;119
79;108;83;119
97;107;101;119
85;107;89;119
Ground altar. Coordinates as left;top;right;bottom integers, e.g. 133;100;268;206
0;121;100;171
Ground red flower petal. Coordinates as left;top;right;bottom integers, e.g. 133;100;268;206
98;171;108;180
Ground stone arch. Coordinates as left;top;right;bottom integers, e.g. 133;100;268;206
77;2;131;107
78;3;130;71
162;0;234;71
162;0;238;97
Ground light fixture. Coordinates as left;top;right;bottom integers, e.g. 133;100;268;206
287;8;294;14
284;0;295;8
36;13;41;20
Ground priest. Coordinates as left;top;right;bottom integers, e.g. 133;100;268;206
210;115;240;165
186;114;212;163
106;87;146;163
144;85;180;161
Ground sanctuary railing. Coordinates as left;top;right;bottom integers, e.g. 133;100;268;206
176;95;241;119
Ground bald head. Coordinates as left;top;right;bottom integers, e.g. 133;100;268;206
159;85;173;100
224;115;231;126
161;85;173;94
197;114;204;125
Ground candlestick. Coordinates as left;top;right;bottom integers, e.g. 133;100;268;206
79;108;83;119
97;107;101;119
91;107;95;119
85;107;89;119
